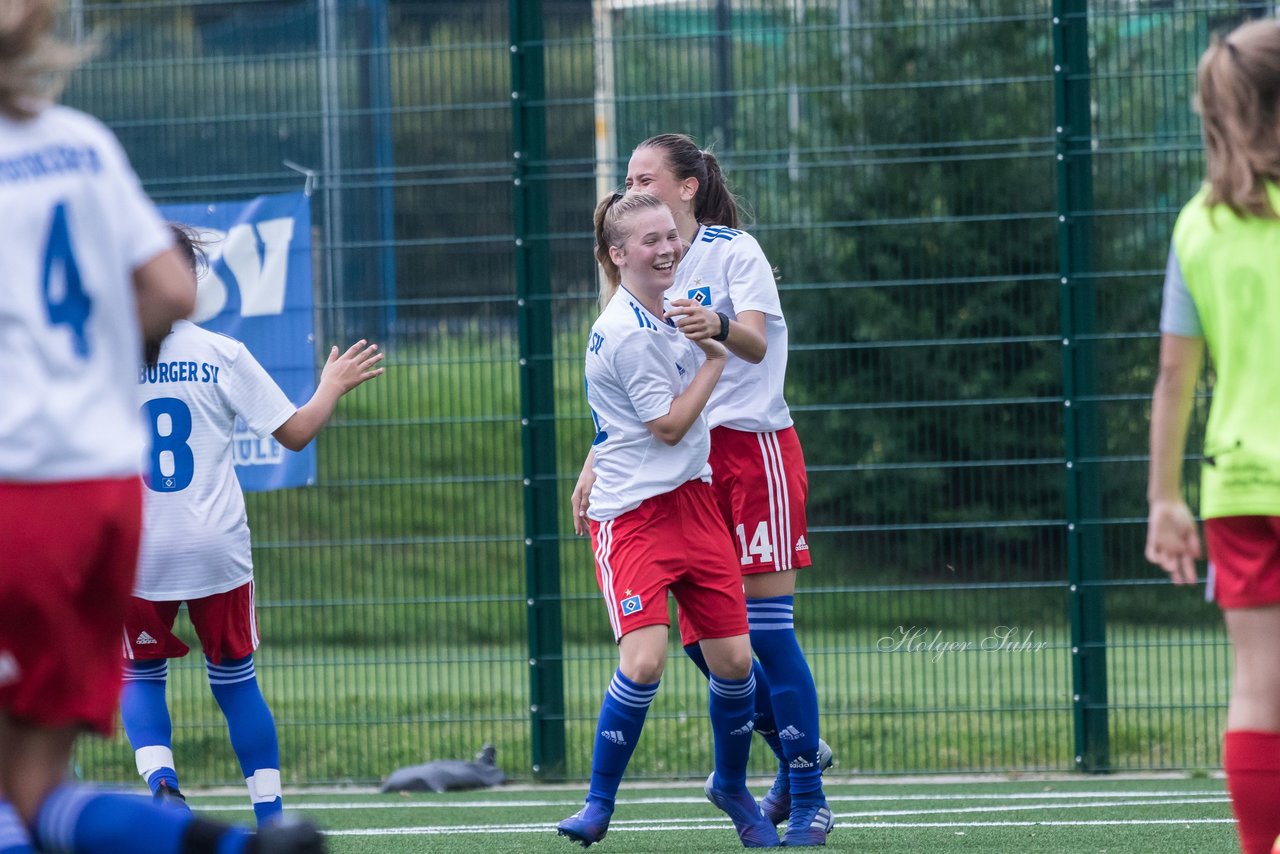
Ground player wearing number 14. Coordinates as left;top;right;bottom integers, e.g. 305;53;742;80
119;225;384;826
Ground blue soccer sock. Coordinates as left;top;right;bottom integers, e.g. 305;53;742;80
685;643;788;776
33;783;253;854
120;659;180;795
206;656;282;826
0;800;33;854
585;670;659;806
707;671;757;793
748;595;824;801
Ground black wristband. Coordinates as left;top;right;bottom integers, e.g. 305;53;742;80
712;311;732;342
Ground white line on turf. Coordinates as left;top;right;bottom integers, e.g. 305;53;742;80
322;817;1237;838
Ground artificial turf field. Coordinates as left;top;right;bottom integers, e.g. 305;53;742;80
183;775;1237;853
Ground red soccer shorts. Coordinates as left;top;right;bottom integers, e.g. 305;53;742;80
708;425;812;575
590;479;748;644
0;477;142;736
1205;516;1280;609
123;582;260;664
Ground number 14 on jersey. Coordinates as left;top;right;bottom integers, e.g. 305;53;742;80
735;521;773;566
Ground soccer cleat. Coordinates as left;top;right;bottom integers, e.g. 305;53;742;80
556;800;613;848
780;800;834;847
704;773;781;848
252;816;326;853
758;770;790;827
760;738;835;826
153;782;191;814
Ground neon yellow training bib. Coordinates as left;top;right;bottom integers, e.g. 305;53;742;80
1171;186;1280;517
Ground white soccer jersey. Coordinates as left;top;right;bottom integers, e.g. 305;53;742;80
0;106;173;481
133;320;297;600
585;287;712;521
667;224;793;432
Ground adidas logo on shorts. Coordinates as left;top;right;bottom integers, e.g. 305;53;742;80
135;631;158;645
600;730;627;746
730;721;756;737
779;725;806;741
795;536;809;552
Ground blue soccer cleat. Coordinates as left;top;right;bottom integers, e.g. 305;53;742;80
153;782;191;815
780;800;834;848
758;771;790;827
760;738;834;826
704;773;781;848
557;800;613;848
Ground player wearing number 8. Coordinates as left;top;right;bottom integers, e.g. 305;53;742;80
119;225;384;828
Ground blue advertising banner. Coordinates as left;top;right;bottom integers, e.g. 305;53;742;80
159;192;315;491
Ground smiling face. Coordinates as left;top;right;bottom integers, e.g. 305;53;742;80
625;145;697;217
608;205;683;299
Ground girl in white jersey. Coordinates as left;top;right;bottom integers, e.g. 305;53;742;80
120;224;383;827
1146;21;1280;854
557;193;778;849
572;134;832;845
0;4;321;853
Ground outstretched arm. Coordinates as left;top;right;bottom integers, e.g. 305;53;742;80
273;340;385;452
1145;333;1205;585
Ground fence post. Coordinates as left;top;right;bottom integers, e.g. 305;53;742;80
511;0;567;780
1053;0;1109;773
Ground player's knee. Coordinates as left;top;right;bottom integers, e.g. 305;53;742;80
618;651;666;685
705;646;753;681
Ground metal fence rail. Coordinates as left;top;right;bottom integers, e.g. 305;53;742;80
66;0;1250;786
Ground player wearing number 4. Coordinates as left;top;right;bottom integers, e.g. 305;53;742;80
1146;21;1280;854
1;3;322;853
557;193;778;849
573;135;833;845
119;224;384;826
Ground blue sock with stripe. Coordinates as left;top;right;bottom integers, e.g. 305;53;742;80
206;656;282;826
748;595;824;801
708;671;757;793
33;783;254;854
0;800;33;854
120;659;180;795
684;643;788;776
586;670;659;806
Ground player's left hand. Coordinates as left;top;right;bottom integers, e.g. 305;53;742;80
320;340;386;394
665;298;723;341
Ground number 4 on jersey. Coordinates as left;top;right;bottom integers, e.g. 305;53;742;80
735;521;774;566
42;202;92;357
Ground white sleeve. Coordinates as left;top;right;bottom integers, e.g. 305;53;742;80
92;119;173;270
1159;244;1204;337
221;342;298;437
725;234;783;317
610;332;675;423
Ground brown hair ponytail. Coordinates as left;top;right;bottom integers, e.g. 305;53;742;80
1197;20;1280;218
635;133;742;228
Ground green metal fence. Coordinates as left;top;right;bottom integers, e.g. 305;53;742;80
67;0;1252;787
